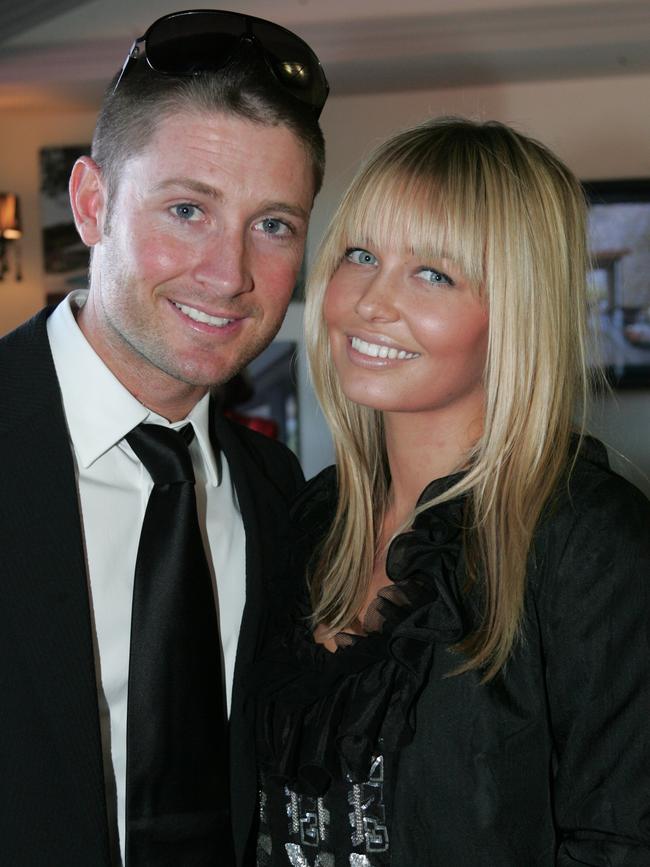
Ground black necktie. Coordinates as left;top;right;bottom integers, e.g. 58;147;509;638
125;423;232;866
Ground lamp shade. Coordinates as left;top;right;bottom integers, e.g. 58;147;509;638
0;193;22;239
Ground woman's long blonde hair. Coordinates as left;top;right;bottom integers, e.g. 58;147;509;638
304;117;593;680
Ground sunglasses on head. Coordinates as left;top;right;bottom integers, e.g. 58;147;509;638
112;9;329;118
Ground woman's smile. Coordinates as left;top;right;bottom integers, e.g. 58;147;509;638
349;335;420;361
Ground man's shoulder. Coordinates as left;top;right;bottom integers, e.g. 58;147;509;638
0;307;51;355
213;410;305;497
0;308;59;429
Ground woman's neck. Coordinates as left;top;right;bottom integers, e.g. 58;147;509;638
383;404;482;523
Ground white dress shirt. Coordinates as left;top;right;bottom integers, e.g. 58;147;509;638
47;290;246;866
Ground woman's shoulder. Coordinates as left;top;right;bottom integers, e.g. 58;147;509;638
290;464;338;541
531;435;650;596
549;434;649;525
267;466;338;615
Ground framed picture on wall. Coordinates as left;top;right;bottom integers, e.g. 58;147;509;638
40;144;91;302
583;178;650;388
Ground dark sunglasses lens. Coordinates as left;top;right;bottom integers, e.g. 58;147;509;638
144;11;327;112
146;12;244;74
250;19;328;109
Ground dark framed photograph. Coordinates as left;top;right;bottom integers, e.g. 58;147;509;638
583;178;650;388
40;144;91;300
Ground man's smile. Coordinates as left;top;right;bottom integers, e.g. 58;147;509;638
172;300;236;328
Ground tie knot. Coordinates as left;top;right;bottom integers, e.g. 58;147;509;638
126;423;195;485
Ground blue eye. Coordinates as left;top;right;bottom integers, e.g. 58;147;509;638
172;203;201;221
345;248;378;266
256;218;291;236
417;267;454;286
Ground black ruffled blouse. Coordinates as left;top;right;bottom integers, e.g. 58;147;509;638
255;443;650;867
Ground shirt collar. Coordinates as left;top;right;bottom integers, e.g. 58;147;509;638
46;289;221;486
143;392;221;487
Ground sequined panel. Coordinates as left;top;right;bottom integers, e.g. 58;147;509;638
257;834;272;866
255;788;272;867
347;756;389;854
257;783;273;865
285;844;335;867
258;755;389;865
286;787;331;848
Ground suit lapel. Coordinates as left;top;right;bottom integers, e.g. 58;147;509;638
210;409;266;678
0;310;111;857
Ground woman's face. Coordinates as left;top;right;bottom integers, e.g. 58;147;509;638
323;241;489;422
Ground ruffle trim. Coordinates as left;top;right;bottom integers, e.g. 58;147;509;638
257;471;469;796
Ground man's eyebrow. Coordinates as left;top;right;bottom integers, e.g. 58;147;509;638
153;178;222;198
261;201;310;222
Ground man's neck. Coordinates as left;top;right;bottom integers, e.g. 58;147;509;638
75;294;208;422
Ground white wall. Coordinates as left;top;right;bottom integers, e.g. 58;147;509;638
1;73;649;488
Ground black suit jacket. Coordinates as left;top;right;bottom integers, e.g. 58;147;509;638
0;309;304;866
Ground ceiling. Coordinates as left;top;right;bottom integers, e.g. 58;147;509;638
1;0;649;110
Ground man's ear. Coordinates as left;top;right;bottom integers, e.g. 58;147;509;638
69;156;107;246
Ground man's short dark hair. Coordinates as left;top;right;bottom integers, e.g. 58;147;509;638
92;53;325;215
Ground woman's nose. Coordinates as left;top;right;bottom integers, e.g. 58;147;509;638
354;273;399;322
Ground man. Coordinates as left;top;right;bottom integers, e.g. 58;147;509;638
0;10;327;866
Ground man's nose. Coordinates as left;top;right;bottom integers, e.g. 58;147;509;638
192;230;252;297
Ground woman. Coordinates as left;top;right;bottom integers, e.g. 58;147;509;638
255;118;650;865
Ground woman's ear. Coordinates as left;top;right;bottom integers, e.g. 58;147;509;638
69;156;106;247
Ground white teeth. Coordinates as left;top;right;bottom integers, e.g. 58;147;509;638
174;302;233;327
350;336;419;360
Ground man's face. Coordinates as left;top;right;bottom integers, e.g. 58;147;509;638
75;109;314;413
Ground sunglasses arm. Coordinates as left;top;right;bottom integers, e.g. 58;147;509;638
112;36;146;95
